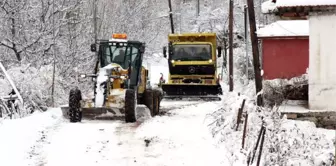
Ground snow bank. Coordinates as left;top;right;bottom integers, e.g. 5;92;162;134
257;20;309;37
276;0;336;7
0;108;62;166
264;119;335;166
208;91;335;166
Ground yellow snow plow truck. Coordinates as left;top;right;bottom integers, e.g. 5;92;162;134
61;33;163;123
161;33;222;100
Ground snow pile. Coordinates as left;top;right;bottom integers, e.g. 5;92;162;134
0;108;62;166
257;20;309;37
263;74;308;106
262;0;278;14
93;64;129;107
276;0;336;7
94;66;109;107
264;119;335;166
208;91;335;165
108;89;126;109
207;92;258;165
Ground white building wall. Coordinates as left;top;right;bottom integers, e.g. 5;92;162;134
309;12;336;111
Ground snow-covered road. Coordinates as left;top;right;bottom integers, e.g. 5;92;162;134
0;100;229;166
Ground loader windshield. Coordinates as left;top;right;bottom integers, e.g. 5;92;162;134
98;42;143;88
171;44;212;61
100;43;139;69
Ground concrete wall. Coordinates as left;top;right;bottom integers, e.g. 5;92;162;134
262;37;309;80
309;12;336;111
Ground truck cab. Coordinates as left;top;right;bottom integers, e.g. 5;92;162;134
161;33;223;100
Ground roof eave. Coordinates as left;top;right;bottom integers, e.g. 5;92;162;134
262;4;336;16
258;35;309;39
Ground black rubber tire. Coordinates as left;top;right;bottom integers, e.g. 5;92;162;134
125;89;136;123
152;90;161;116
69;88;82;123
218;85;223;95
143;89;154;116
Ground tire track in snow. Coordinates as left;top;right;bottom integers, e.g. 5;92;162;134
80;127;113;164
78;101;213;164
26;117;65;166
31;100;221;166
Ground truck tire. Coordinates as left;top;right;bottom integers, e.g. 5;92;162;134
69;88;82;123
125;89;136;123
217;84;223;95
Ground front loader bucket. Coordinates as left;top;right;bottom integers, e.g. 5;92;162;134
61;106;125;120
161;84;222;101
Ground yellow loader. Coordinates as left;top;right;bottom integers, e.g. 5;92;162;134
61;34;163;123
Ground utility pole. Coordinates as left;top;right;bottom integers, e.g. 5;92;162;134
247;0;263;106
244;5;249;82
196;0;200;17
51;0;56;107
228;0;234;92
168;0;175;33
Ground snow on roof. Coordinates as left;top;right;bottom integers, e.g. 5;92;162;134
257;20;309;38
276;0;336;8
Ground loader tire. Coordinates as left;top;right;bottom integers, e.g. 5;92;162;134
143;90;154;116
125;89;136;123
152;90;161;116
69;88;82;123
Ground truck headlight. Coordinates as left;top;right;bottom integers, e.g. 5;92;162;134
80;74;86;78
171;60;175;63
209;59;213;63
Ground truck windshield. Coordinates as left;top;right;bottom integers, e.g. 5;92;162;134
99;43;139;69
172;44;212;61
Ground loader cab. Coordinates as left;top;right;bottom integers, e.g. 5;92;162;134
91;34;146;89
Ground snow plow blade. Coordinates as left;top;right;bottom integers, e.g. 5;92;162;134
161;84;222;101
61;106;124;120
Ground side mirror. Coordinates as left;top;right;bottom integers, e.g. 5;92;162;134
168;42;173;57
139;45;145;53
90;44;96;52
145;69;148;78
163;46;167;58
217;46;222;58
